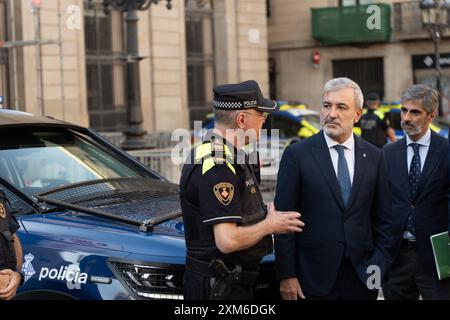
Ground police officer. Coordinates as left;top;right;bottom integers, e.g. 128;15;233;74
180;80;304;300
359;92;396;148
0;189;24;300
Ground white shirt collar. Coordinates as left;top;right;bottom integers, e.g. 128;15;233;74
323;131;354;151
405;128;431;147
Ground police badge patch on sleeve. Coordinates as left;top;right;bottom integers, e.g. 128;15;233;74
0;202;6;219
213;182;234;206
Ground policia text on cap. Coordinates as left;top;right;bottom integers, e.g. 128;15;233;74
180;80;304;300
0;190;24;300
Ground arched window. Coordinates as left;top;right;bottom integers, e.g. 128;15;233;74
185;0;215;123
84;0;126;132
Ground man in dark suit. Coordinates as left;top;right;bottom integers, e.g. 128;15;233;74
382;84;450;300
274;77;394;300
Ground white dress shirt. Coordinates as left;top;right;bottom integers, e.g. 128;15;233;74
405;128;431;173
323;131;355;185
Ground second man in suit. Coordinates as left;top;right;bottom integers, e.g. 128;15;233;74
274;77;394;300
382;84;450;300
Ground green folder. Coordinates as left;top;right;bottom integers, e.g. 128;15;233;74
430;231;450;280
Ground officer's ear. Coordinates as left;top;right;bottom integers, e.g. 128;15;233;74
236;112;246;129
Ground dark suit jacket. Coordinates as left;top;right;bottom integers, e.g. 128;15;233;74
383;131;449;278
274;131;394;297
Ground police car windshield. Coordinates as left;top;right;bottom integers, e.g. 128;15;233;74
0;127;143;196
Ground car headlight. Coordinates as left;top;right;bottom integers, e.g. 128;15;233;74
108;259;184;300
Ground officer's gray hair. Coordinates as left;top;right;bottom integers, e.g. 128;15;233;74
401;84;439;114
323;77;364;109
214;109;242;127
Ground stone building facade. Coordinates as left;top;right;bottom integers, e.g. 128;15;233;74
268;0;450;116
0;0;270;133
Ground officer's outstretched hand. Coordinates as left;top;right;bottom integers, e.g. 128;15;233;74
266;202;304;234
0;269;21;300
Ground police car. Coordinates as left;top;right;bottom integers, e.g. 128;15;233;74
261;103;319;140
258;103;320;179
0;110;277;300
197;101;320;140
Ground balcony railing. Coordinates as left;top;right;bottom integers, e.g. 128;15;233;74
311;3;391;45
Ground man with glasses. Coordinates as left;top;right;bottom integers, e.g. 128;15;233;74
180;80;304;300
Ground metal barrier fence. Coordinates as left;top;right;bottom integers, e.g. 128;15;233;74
100;132;183;184
100;131;179;149
100;132;279;192
127;148;183;184
127;148;277;194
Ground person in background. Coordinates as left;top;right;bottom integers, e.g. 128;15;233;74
359;92;396;148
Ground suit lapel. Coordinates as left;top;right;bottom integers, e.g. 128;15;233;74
395;138;411;202
346;135;368;209
311;131;345;211
413;131;442;202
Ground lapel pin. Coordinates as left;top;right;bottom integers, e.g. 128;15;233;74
363;153;367;158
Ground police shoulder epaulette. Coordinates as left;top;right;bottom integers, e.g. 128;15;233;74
374;110;384;119
194;141;236;175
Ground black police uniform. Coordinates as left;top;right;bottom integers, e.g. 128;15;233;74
0;190;20;273
181;135;272;300
180;80;277;300
359;109;390;148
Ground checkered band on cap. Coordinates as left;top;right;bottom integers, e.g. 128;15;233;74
213;100;245;109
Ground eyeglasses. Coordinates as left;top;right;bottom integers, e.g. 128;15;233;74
242;112;269;120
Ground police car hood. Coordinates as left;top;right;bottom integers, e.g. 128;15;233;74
19;178;186;259
19;212;186;259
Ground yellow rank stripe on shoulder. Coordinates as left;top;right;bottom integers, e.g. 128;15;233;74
374;110;384;119
194;141;234;159
226;163;236;175
195;141;236;175
195;143;212;161
222;144;234;158
202;157;214;175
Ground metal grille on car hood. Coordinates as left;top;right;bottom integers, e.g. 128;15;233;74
36;178;182;232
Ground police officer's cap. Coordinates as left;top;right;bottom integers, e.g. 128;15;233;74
213;80;279;113
366;92;380;101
